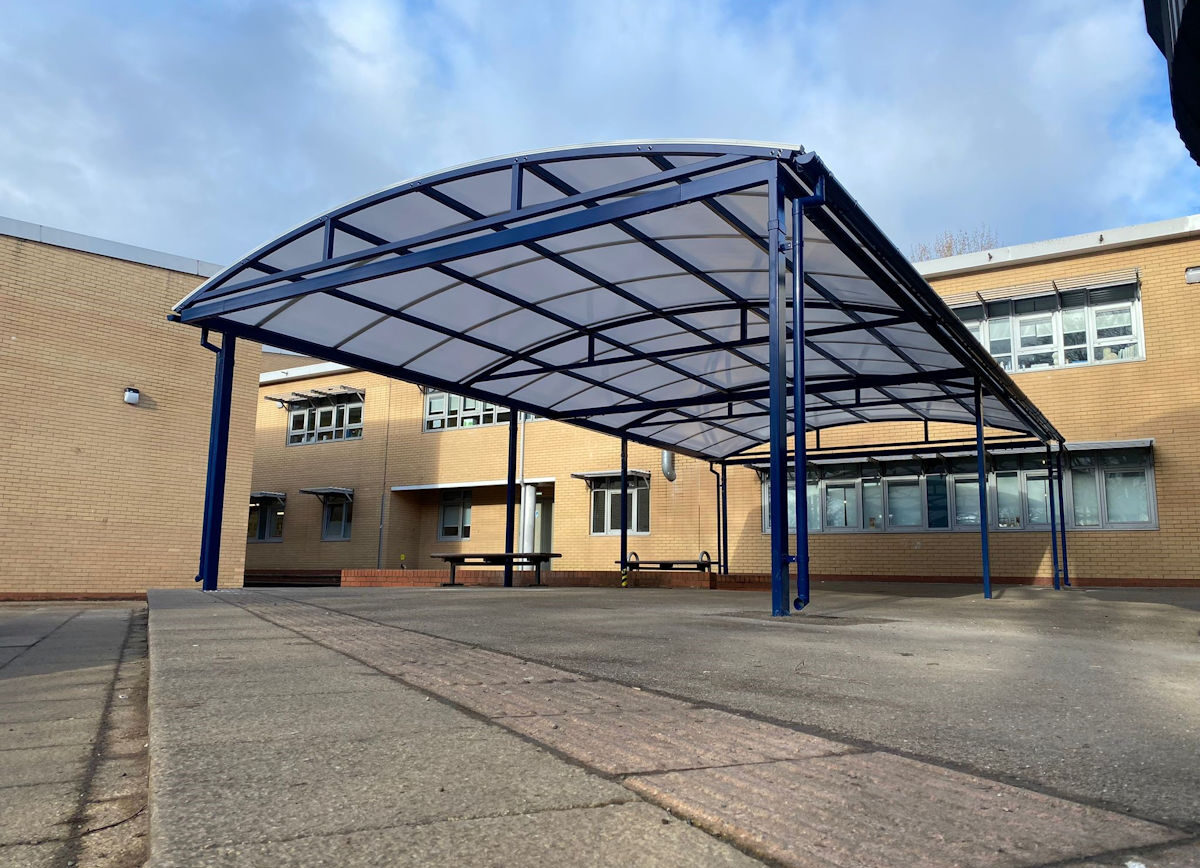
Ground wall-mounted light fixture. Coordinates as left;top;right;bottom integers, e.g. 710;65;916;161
1186;266;1200;285
276;400;286;409
123;387;140;406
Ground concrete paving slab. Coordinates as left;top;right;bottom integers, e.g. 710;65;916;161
270;585;1200;829
0;841;60;868
0;781;78;846
0;713;103;749
151;685;481;746
626;752;1184;868
504;707;853;775
156;801;763;868
434;679;697;719
151;723;634;852
1066;840;1200;866
0;744;90;786
0;698;103;725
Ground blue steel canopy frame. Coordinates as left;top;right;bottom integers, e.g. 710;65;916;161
173;140;1065;609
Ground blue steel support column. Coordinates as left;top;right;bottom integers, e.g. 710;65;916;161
974;378;992;600
504;413;518;587
709;464;723;576
1055;443;1071;586
791;196;810;612
720;462;730;575
1046;445;1061;591
767;172;790;616
619;438;629;577
196;333;237;592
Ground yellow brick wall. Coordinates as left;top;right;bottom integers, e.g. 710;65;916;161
0;236;258;594
723;235;1200;583
248;370;718;572
246;232;1200;586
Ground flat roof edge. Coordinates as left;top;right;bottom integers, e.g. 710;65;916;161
260;362;357;384
0;214;223;277
915;214;1200;278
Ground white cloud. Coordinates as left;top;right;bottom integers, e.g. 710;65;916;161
0;0;1193;264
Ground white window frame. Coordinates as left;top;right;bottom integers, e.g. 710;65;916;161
287;399;363;445
589;477;650;536
438;490;473;541
423;389;516;431
321;496;353;541
957;286;1144;374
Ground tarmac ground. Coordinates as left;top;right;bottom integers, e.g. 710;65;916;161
3;582;1198;867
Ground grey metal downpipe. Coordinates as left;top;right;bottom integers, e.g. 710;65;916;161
661;450;676;482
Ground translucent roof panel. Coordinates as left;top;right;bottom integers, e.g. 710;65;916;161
174;141;1060;461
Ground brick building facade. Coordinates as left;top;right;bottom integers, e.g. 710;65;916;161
0;219;259;597
246;216;1200;588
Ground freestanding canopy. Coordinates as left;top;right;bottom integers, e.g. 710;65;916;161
174;140;1066;613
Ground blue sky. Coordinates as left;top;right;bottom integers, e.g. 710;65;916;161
0;0;1195;265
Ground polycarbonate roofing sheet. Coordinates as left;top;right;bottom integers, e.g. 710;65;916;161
174;140;1060;461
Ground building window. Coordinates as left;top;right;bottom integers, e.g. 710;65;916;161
1068;449;1155;528
439;491;472;541
321;496;353;541
761;446;1155;534
247;497;284;542
424;390;513;431
954;284;1142;372
590;477;650;535
288;399;363;445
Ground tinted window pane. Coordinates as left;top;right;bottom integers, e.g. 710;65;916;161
1026;476;1049;525
591;489;606;533
887;481;922;527
926;476;949;528
996;473;1022;528
1018;316;1053;348
248;504;261;540
954;479;980;525
824;483;859;528
1104;471;1150;523
635;486;650;533
1071;470;1101;527
863;481;883;530
1095;307;1133;339
268;507;285;539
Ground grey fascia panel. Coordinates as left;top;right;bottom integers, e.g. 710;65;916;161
391;477;555;491
570;470;652;480
0;214;221;276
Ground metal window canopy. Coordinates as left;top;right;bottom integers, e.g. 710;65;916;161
265;385;364;406
249;491;286;502
299;487;354;501
173;140;1061;460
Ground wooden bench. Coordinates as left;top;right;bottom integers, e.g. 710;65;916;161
617;551;713;573
430;552;562;586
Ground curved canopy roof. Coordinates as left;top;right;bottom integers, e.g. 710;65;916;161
174;140;1060;461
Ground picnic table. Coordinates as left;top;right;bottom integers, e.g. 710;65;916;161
430;552;562;586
